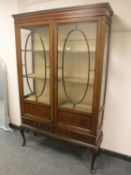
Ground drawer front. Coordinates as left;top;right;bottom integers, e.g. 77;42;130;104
55;127;95;145
24;102;51;121
57;111;91;130
22;117;52;132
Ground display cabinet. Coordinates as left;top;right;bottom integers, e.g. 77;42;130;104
13;3;113;173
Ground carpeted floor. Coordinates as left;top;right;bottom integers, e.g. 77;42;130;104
0;129;130;175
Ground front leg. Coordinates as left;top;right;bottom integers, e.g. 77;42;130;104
20;127;26;146
90;149;97;174
97;147;101;157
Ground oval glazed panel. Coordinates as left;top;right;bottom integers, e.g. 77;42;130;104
24;32;47;98
62;29;90;104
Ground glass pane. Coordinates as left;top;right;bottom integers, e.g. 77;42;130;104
20;26;50;104
100;25;109;108
58;22;97;113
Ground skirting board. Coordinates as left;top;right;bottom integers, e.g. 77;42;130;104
9;123;131;162
101;148;131;162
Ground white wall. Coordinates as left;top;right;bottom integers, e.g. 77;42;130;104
3;0;131;156
0;0;21;125
103;32;131;156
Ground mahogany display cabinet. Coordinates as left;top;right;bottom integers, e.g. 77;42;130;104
13;3;113;173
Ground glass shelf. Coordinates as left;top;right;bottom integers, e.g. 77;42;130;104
21;49;49;53
58;50;95;53
58;101;92;113
58;39;96;41
59;76;94;85
23;73;47;79
24;95;50;104
21;49;95;54
23;73;94;85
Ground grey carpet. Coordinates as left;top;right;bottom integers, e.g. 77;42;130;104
0;129;130;175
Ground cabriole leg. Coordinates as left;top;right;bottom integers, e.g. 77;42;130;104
90;149;97;174
20;128;26;146
97;147;101;156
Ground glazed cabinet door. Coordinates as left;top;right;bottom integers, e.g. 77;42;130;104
55;19;98;132
19;24;53;124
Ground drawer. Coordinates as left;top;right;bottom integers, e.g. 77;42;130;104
55;127;95;145
57;111;91;130
22;117;52;132
24;102;51;121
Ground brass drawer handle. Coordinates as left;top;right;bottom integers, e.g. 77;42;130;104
33;122;37;127
72;134;78;139
67;132;78;139
33;123;40;128
37;124;41;127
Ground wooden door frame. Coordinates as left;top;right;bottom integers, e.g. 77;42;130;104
53;17;100;133
15;22;55;123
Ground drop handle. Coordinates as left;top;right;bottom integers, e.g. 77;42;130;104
73;134;78;139
33;123;40;128
37;124;41;128
33;123;37;127
67;132;78;139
